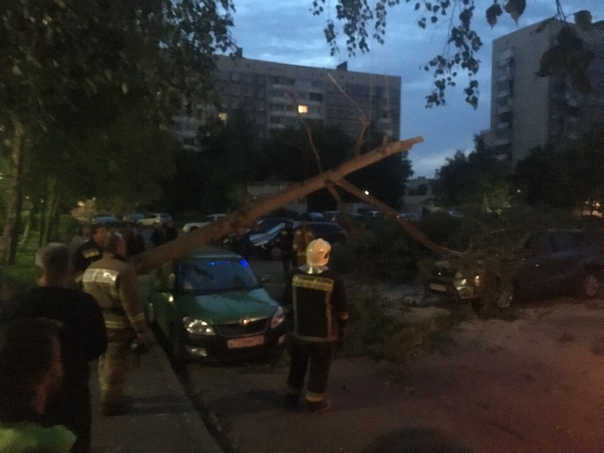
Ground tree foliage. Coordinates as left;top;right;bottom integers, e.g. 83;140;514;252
312;0;598;108
261;124;412;210
432;135;513;210
515;126;604;212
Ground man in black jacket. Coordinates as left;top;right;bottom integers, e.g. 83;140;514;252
282;238;349;414
0;243;107;453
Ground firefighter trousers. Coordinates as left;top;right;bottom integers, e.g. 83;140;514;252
287;340;334;403
98;328;133;405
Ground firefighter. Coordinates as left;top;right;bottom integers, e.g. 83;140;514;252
82;232;148;416
73;223;108;276
282;238;349;413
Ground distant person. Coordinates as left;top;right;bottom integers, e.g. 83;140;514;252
274;220;295;275
125;225;146;258
292;221;314;266
70;224;90;251
0;243;107;453
82;233;148;416
231;227;251;259
150;221;166;247
73;223;109;276
0;317;76;453
164;220;178;242
282;239;349;413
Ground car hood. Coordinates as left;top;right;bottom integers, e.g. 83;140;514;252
175;288;279;324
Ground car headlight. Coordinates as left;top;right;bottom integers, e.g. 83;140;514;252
182;316;216;336
270;306;285;329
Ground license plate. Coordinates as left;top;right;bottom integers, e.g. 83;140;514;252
429;283;447;292
227;335;265;349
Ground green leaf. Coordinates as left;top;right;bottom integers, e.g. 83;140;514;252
121;83;128;95
504;0;526;24
486;4;502;28
11;65;22;76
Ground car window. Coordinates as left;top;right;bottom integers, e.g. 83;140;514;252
178;258;259;293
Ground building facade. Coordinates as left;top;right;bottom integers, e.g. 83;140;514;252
490;20;604;161
207;56;401;141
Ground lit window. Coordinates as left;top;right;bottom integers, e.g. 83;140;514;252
298;104;308;114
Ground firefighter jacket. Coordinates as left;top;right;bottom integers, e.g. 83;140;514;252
282;268;349;343
74;238;103;272
82;254;147;334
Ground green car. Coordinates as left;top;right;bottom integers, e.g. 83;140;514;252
149;246;287;361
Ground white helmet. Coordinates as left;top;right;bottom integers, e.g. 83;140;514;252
306;239;331;267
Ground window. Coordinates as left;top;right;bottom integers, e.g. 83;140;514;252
309;92;323;102
298;104;308;114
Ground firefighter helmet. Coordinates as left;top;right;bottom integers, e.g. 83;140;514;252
306;239;331;267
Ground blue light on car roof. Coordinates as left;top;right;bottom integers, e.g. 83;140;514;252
240;259;249;267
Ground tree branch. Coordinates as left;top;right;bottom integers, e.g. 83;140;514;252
129;135;424;274
335;178;462;259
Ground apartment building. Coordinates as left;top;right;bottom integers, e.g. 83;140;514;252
175;55;401;147
490;20;604;161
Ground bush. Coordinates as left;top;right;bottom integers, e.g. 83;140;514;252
339;292;472;363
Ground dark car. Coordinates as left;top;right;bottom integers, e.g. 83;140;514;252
149;246;287;361
426;229;604;307
302;221;347;244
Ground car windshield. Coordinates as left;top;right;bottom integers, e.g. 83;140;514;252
177;258;260;293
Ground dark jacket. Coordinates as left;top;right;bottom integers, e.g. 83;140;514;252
74;238;103;272
282;268;348;343
0;287;107;442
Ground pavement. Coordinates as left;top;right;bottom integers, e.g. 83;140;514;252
88;261;442;453
89;330;223;453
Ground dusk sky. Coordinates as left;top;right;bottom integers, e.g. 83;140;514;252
228;0;603;178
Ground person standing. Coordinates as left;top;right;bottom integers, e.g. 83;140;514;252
163;220;178;242
73;223;109;275
292;221;314;266
274;220;295;275
0;243;107;453
150;221;166;247
0;317;76;453
282;239;349;413
125;225;146;258
82;233;148;416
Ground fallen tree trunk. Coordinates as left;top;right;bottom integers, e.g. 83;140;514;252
129;136;424;274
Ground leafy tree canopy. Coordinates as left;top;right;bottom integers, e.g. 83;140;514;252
313;0;598;108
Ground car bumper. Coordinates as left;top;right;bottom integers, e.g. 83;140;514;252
425;278;478;300
182;323;288;361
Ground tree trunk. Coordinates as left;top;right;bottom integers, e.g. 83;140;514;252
40;176;58;245
129;136;424;274
0;116;25;267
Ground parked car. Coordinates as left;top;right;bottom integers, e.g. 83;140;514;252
91;214;119;225
425;229;604;307
248;221;288;258
302;221;347;244
148;246;287;361
182;213;227;233
123;212;144;223
299;211;325;222
138;212;173;227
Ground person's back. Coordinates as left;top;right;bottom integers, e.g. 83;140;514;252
0;318;76;453
0;243;107;452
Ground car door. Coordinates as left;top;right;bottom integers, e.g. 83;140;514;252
514;232;559;300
